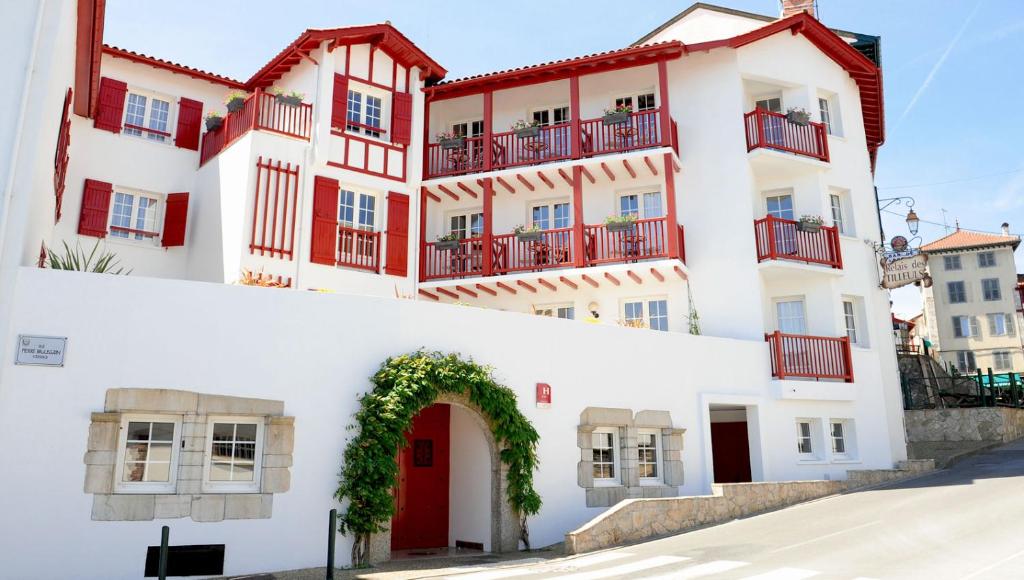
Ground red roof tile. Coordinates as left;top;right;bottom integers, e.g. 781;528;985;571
103;45;245;88
921;229;1021;253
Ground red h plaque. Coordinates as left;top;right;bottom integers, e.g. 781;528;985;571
536;383;552;408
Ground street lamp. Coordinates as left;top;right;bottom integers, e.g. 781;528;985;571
877;195;918;236
905;209;920;236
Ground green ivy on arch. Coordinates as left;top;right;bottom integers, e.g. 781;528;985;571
335;351;542;565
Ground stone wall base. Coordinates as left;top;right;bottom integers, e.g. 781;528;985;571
564;460;934;555
905;408;1024;444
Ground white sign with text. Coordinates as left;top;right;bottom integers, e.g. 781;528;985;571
15;335;67;366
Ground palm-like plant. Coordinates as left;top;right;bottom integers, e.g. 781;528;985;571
46;240;130;274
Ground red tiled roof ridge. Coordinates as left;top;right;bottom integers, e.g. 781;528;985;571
102;44;245;88
921;228;1021;252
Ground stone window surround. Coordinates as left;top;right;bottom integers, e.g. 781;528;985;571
84;388;294;523
577;407;685;508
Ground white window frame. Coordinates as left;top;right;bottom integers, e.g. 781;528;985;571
451;118;484;138
944;255;962;271
122;87;177;144
956;351;977;374
114;414;182;494
534;303;575;320
591;428;620;486
978;251;996;268
636;428;663;485
338;189;378;232
528;198;572;230
202;416;264;494
621;296;669;331
446;208;484;240
828;189;854;236
988;313;1015;337
346;81;389;140
614;90;657;112
817;92;842;137
796;419;816;458
616;190;664;220
754;94;783;113
953;315;979;338
107;188;164;246
528;104;571;127
829;419;857;461
993;351;1013;371
774;297;808;335
982;278;1002;301
764;190;795;221
842;300;858;345
947;281;967;304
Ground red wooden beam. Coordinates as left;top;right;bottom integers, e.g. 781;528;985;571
455;285;478;298
604;272;620;286
557;168;574;187
537;278;557;291
559;276;578;290
418;289;439;301
476;283;497;296
517;280;537;293
496;176;516;194
580;165;596;184
644;156;659;176
437;287;459;299
600;162;615;181
496;281;517;294
622;159;637;178
627;270;642;284
437;184;459;201
457;182;478;199
674;265;687;279
516;174;535;192
537;171;555;189
424;188;442;203
582;274;599;288
650;267;664;282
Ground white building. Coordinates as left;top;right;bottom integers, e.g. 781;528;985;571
0;1;908;577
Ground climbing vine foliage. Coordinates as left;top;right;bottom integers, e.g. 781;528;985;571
336;351;542;564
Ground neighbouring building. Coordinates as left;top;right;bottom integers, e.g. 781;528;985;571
0;0;908;577
918;225;1024;375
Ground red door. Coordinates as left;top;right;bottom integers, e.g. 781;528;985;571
392;404;450;550
710;421;752;483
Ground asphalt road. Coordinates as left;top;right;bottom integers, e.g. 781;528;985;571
439;439;1024;580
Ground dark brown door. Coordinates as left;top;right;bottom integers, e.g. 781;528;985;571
391;404;450;550
711;421;752;483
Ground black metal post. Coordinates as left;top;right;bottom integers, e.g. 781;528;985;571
326;508;337;580
988;368;996;406
1011;373;1020;408
976;368;984;406
158;525;169;580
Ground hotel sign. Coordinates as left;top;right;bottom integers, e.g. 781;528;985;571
881;253;929;289
15;335;67;366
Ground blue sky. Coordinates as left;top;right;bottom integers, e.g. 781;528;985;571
105;0;1024;315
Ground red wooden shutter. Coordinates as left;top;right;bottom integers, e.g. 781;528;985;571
390;92;413;146
93;77;127;133
174;98;203;151
331;74;349;130
384;192;411;276
78;179;112;237
310;176;339;265
161;192;190;247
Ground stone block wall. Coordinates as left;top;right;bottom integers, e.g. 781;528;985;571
905;408;1024;444
83;388;294;523
564;459;935;555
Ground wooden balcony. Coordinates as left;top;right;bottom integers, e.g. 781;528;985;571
766;331;853;382
425;110;676;179
200;89;313;166
336;225;381;272
754;216;842;269
743;109;829;162
421;218;684;281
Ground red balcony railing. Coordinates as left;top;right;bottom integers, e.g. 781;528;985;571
583;217;670;266
200;89;313;166
766;331;853;382
492;228;575;274
420;219;685;281
425;110;672;179
754;216;842;269
743;109;829;162
337;225;380;272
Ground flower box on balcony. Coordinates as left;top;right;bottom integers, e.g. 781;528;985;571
205;115;223;132
797;215;824;234
276;94;303;107
602;111;630;126
515;230;544;242
786;108;811;126
439;137;465;150
605;216;638;233
514;125;541;139
225;91;247;113
435;236;460;251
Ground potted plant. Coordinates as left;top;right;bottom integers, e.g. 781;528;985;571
797;214;824;233
437;130;465;150
514;224;544;242
512;119;541;139
205;111;224;132
603;104;633;125
435;232;461;251
786;107;811;126
604;213;638;233
269;87;304;107
224;90;247;113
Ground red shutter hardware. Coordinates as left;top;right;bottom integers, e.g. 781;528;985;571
174;97;203;151
310;176;339;265
77;179;113;237
390;92;413;146
384;192;410;276
161;192;189;247
93;77;127;133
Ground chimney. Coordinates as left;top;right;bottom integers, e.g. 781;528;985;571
1002;222;1010;236
781;0;817;19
